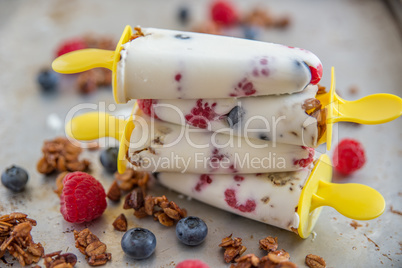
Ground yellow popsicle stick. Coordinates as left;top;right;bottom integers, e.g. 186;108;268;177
52;25;133;104
65;111;134;174
317;67;402;150
297;154;385;238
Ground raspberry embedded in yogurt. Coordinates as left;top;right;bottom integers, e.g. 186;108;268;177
194;174;213;192
224;188;256;213
309;64;323;85
293;147;314;168
137;99;159;119
185;99;219;129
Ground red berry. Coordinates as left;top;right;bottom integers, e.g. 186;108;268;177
176;259;210;268
60;172;107;223
309;64;323;85
137;99;159;119
56;38;87;57
293;147;314;168
224;189;256;213
333;139;366;176
211;0;238;26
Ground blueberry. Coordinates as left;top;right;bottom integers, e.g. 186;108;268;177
178;6;190;25
176;216;208;246
121;228;156;259
100;147;118;173
259;134;270;141
243;26;259;40
226;106;244;128
1;166;29;192
37;69;59;92
175;34;191;40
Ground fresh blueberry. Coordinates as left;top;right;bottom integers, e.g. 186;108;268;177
178;6;190;25
226;105;244;128
100;147;118;173
176;216;208;246
243;26;259;40
121;228;156;259
37;69;59;92
1;166;29;192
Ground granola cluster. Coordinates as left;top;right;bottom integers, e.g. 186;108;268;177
37;137;90;174
112;214;128;232
219;235;300;268
0;213;44;266
43;251;77;268
73;228;111;266
123;189;187;227
107;168;149;202
219;234;247;263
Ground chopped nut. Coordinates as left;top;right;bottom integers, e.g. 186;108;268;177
267;249;290;263
123;188;144;210
114;168;149;193
235;253;260;267
85;241;106;257
259;236;278;252
106;181;121;202
305;254;326;268
112;214;127;232
44;251;77;268
157;213;174;227
350;220;363;230
144;196;155;215
220;234;246;263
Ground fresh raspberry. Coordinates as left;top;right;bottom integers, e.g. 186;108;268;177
176;259;210;268
60;172;107;223
55;38;87;57
293;147;314;168
137;99;159;119
211;0;238;26
333;139;366;176
309;64;323;85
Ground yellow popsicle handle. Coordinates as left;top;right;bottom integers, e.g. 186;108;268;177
65;111;126;141
332;93;402;124
310;180;385;220
52;49;115;74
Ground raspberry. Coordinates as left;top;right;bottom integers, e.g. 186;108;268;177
309;64;323;85
230;78;257;97
176;259;210;268
60;172;107;223
333;139;366;176
55;38;87;57
293;147;314;168
224;189;256;213
185;99;218;129
195;174;213;192
137;99;159;119
211;0;238;26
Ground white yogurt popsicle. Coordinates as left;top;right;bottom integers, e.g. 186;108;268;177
156;170;310;231
137;85;325;147
127;109;314;174
116;28;323;103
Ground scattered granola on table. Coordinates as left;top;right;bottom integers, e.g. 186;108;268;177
73;228;112;266
0;213;44;266
54;171;69;196
305;254;326;268
107;181;121;201
112;214;128;232
219;234;247;263
259;236;278;252
114;168;149;194
37;137;90;175
123;190;187;227
43;251;77;268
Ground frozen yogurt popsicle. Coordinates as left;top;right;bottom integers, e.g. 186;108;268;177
127;109;314;174
115;28;322;102
156;170;310;232
137;85;326;147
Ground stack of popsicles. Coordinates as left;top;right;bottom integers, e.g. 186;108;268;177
120;28;325;232
55;26;395;237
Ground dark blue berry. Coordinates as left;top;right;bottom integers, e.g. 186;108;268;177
37;69;59;92
178;6;190;25
226;105;244;128
243;26;259;40
176;216;208;246
100;147;118;173
259;134;270;141
121;228;156;259
1;166;29;192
